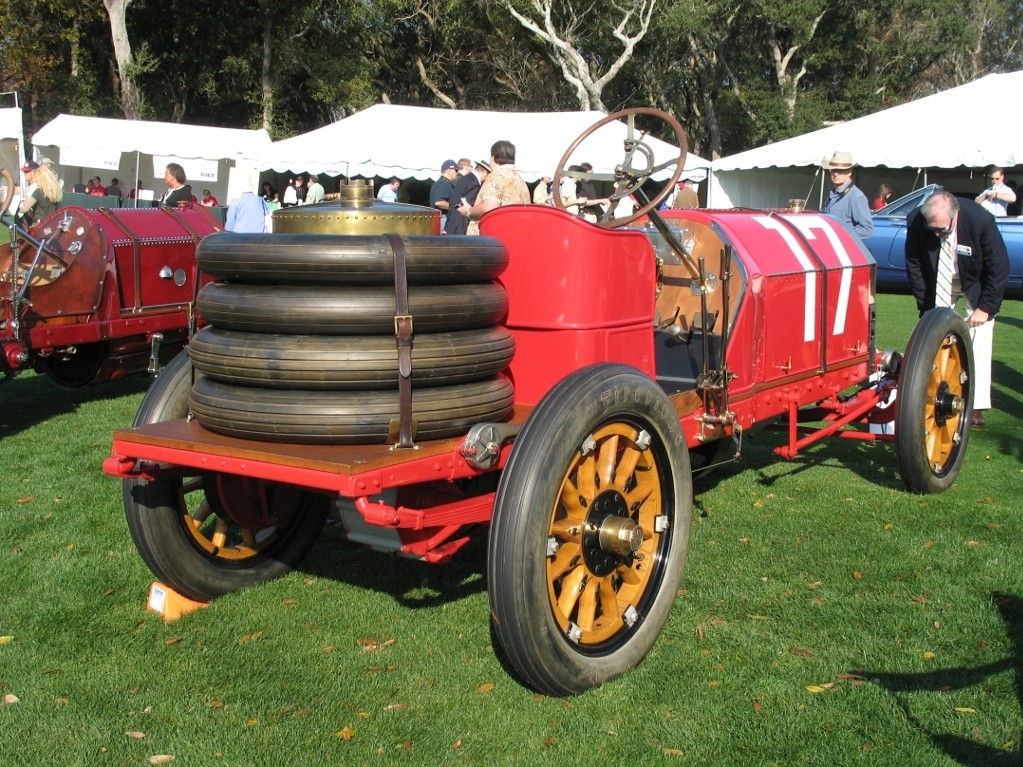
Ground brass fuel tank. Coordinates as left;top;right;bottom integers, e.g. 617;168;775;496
271;180;440;235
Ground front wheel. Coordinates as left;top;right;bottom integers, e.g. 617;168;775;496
895;308;974;494
488;364;692;695
123;351;329;601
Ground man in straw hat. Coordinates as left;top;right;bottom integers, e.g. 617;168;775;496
822;151;873;239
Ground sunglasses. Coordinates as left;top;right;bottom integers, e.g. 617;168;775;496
926;222;954;235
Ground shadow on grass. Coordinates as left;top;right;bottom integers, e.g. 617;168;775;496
0;370;150;438
859;592;1023;766
299;522;489;611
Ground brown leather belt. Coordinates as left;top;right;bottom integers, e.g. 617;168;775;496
386;232;416;448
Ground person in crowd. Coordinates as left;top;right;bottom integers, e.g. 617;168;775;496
905;190;1009;429
260;181;278;202
610;181;636;221
17;160;62;227
282;178;299;207
822;151;873;238
576;162;610;222
459;140;530;235
873;182;894;210
377;178;400;203
226;176;269;233
430;159;460;229
671;179;700;209
974;167;1016;217
38;157;63;191
160;163;192;207
446;161;490;235
306;174;324;204
201;189;220;206
1006;180;1022;216
558;165;586;215
129;180;144;199
295;176;307;204
107;178;124;202
88;177;107;196
532;176;552;205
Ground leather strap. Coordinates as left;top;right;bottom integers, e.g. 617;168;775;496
386;233;416;448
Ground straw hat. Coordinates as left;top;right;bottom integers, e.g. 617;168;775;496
822;151;855;170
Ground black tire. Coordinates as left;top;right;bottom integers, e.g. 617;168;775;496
197;232;509;284
123;351;330;601
196;282;509;335
895;308;974;494
488;364;692;695
189;326;515;390
189;375;516;444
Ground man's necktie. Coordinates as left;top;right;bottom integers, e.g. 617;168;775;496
936;236;955;308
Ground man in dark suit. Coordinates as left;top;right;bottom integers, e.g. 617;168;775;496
905;191;1009;428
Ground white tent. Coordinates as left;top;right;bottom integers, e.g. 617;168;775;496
31;114;272;203
1;107;27;217
263;104;709;183
710;71;1023;209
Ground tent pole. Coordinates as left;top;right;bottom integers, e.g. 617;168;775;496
133;152;140;208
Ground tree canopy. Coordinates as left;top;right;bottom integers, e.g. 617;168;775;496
1;0;1019;158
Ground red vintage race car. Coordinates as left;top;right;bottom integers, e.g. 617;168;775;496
1;172;222;387
101;109;976;696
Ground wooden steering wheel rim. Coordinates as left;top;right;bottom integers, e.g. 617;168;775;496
552;107;689;229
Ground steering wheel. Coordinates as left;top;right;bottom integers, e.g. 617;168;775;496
552;107;688;228
0;169;12;216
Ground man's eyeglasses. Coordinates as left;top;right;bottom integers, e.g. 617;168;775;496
926;222;954;235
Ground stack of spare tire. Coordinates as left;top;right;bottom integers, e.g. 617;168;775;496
187;232;516;444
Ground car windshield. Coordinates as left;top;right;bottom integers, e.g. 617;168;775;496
874;185;939;218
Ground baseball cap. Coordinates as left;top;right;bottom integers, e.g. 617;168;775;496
441;159;457;172
21;160;39;172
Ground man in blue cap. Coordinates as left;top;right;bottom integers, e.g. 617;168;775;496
429;159;459;231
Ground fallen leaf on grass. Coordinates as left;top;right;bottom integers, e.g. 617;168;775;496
663;748;685;757
55;697;69;705
239;632;263;645
954;707;977;714
477;682;496;694
125;731;147;739
805;683;835;694
852;571;863;581
358;638;395;653
836;673;866;681
544;737;556;747
923;652;936;660
0;636;13;645
965;540;980;548
17;497;32;504
147;756;175;765
452;740;463;750
367;665;399;676
163;637;182;646
335;726;355;740
4;694;20;704
383;703;409;711
922;540;936;550
911;595;930;604
788;647;814;658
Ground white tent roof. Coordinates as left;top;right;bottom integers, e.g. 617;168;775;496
32;114;272;163
714;71;1023;172
0;107;23;141
262;104;709;183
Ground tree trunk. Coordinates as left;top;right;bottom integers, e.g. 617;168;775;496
102;0;142;119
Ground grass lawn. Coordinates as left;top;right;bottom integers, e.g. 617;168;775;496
1;292;1021;766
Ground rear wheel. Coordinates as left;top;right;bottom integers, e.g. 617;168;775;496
895;308;974;494
123;351;329;601
488;364;692;695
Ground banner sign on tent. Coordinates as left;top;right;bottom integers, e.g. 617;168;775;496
153;155;219;183
59;147;121;170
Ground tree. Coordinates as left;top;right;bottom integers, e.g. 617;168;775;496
497;0;658;111
101;0;143;118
